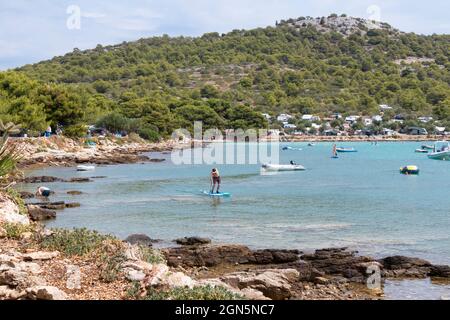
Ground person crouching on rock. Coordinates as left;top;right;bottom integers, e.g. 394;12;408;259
36;186;51;198
210;168;221;194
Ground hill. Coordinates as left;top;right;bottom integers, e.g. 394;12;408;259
1;14;449;138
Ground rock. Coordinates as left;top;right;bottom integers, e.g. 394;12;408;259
22;176;63;184
125;234;156;247
0;269;29;287
145;264;170;287
122;260;154;272
175;237;212;246
36;202;66;210
23;251;59;261
126;269;146;282
221;269;299;300
90;176;107;179
65;203;81;208
0;196;30;225
0;226;6;238
253;249;301;264
26;286;68;300
380;256;432;270
21;232;34;240
26;205;56;221
19;191;34;199
429;265;450;278
164;245;255;268
164;272;196;288
0;285;26;300
301;248;378;282
164;244;300;268
68;177;91;183
66;265;81;290
67;191;82;195
149;159;166;163
314;277;329;285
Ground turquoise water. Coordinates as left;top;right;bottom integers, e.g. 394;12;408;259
21;142;450;264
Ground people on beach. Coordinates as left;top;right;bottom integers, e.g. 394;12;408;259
36;186;51;197
44;126;52;138
210;168;221;194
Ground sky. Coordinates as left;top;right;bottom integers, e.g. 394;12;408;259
0;0;449;70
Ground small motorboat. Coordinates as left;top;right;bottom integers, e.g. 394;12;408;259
421;144;434;150
262;164;305;171
415;149;428;153
77;165;96;172
400;165;419;175
308;143;316;147
428;141;450;161
336;147;357;153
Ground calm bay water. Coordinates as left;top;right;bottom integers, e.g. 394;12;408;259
21;142;450;264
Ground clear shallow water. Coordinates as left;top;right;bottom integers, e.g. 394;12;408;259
20;142;450;264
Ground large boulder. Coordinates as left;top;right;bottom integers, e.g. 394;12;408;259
23;251;59;261
0;196;30;225
26;205;56;221
301;248;377;282
22;176;63;184
220;269;299;300
380;256;432;269
429;265;450;278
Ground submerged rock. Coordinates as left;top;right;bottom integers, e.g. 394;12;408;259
175;237;212;246
19;192;34;199
67;191;82;195
22;176;63;184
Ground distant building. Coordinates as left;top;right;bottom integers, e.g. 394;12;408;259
418;116;433;123
301;115;321;121
383;128;396;136
408;127;428;135
372;115;383;122
283;123;297;129
262;113;272;120
345;115;360;123
277;114;293;122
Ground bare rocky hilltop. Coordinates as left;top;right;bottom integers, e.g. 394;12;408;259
277;14;397;36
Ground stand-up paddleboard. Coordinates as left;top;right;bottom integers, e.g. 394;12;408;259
203;191;232;197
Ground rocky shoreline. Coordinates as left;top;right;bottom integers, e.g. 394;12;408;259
12;136;177;170
2;192;450;301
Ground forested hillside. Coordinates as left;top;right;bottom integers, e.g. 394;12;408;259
2;15;450;139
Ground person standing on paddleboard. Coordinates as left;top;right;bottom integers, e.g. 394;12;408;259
210;168;221;194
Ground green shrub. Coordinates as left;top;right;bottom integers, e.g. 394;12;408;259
138;245;166;264
6;188;28;215
138;127;160;142
64;124;87;138
2;222;34;239
40;228;117;256
143;285;242;300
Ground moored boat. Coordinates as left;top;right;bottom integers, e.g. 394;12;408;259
415;149;428;153
428;141;450;161
336;147;357;153
77;165;96;171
